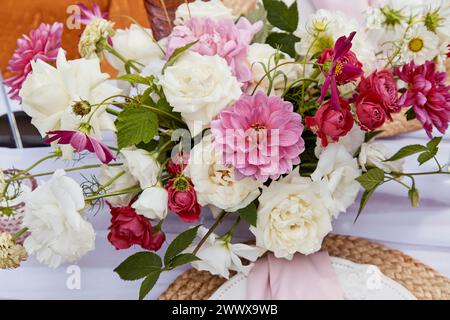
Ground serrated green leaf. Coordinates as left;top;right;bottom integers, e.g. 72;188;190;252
417;151;434;165
114;252;162;281
266;32;300;57
168;253;200;270
262;0;298;33
115;107;158;149
427;137;442;151
139;270;161;300
162;40;198;73
408;188;419;208
355;188;377;222
385;144;428;162
356;168;385;190
164;226;200;265
405;107;416;120
365;130;384;142
117;74;153;86
239;202;257;227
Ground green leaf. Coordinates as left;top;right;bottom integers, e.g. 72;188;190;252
162;40;198;73
266;32;300;57
417;151;435;165
364;130;384;142
405;107;416;120
164;226;200;265
355;188;377;222
115;107;158;149
139;270;161;300
356;168;385;190
427;137;442;151
385;144;428;162
408;188;419;208
168;253;200;270
246;3;272;43
114;252;162;281
239;202;257;227
117;74;153;86
262;0;298;33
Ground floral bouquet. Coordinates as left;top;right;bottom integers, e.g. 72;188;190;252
1;0;449;299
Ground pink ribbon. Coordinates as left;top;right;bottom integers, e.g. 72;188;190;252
246;252;344;300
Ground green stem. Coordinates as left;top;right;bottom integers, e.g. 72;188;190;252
84;186;141;202
141;104;186;127
106;108;120;117
95;170;126;196
102;43;141;73
193;211;228;255
383;21;413;68
12;227;29;242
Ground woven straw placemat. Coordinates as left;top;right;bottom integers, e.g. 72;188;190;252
159;234;450;300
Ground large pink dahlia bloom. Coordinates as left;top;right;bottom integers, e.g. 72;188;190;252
395;60;450;138
211;91;305;182
4;22;63;101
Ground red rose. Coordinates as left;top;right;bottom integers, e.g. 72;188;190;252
356;92;387;131
305;98;354;147
107;204;165;251
318;48;363;85
166;176;201;223
357;70;400;117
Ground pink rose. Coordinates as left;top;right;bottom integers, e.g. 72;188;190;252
355;92;387;131
306;98;354;147
318;48;363;85
166;176;201;223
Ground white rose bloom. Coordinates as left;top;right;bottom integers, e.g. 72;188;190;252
79;18;115;59
247;43;301;96
186;135;262;215
19;50;121;159
251;168;332;259
315;126;365;158
23;170;95;268
188;227;264;279
99;165;138;207
159;52;242;136
311;144;361;217
105;24;163;74
174;0;235;25
359;142;404;173
120;148;160;189
132;186;168;220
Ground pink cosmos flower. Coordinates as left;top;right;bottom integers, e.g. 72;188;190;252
395;60;450;138
211;91;305;182
76;3;109;25
165;17;262;84
46;130;115;164
3;22;63;101
318;31;360;110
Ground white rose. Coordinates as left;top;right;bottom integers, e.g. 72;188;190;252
186;135;261;215
79;18;115;59
188;227;264;279
359;142;404;173
99;165;138;207
159;52;242;136
23;170;95;268
315;125;365;158
251;168;332;259
105;24;163;74
120;148;160;189
311;144;361;217
174;0;235;25
19;50;121;159
247;43;301;96
132;186;168;220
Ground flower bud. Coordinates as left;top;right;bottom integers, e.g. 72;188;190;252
72;100;92;116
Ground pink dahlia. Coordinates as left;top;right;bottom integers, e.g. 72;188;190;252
165;17;262;84
211;91;305;182
4;22;63;101
76;3;109;25
395;60;450;138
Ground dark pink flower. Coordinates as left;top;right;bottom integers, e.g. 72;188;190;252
166;152;190;177
46;130;115;164
355;92;387;131
166;176;201;223
305;98;354;147
318;32;360;110
3;22;63;101
76;3;109;25
395;60;450;137
318;48;363;85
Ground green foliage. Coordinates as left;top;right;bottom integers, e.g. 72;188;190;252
246;2;272;43
266;32;300;57
356;168;385;190
238;202;257;227
385;145;428;162
162;41;198;73
164;226;200;265
262;0;298;33
114;252;162;281
115;107;158;149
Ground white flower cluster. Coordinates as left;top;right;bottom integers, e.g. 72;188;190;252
79;18;115;59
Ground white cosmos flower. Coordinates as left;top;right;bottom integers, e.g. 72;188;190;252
99;165;138;207
247;43;301;96
159;52;242;136
311;144;361;217
19;50;121;159
132;186;168;220
186;135;262;216
174;0;235;25
400;25;440;65
120;148;160;189
315;125;365;158
23;170;95;268
359;142;404;173
79;18;115;59
188;227;264;279
251;168;332;259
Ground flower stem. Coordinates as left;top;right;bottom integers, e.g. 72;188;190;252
84;186;141;202
102;43;141;73
94;170;126;196
106;107;120;117
193;211;228;255
12;227;28;243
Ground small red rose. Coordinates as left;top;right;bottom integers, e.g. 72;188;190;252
166;175;201;223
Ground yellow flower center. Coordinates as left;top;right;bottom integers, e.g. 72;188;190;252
334;61;343;76
408;38;424;52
